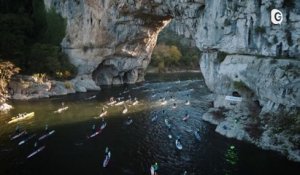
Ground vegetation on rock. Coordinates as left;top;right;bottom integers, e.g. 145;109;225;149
150;28;201;72
0;61;20;103
0;0;76;80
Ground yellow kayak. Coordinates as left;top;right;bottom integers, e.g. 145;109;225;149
8;112;35;124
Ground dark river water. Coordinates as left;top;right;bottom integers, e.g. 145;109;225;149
0;73;299;175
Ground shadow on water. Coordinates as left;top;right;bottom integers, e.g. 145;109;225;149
0;73;299;175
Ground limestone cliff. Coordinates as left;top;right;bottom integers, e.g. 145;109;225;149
44;0;205;86
42;0;300;161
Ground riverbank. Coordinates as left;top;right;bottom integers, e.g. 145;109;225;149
146;66;200;73
202;95;300;162
7;75;100;101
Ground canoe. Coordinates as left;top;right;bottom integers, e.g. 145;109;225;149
27;146;45;159
38;130;55;141
175;139;183;150
8;112;35;124
54;106;68;113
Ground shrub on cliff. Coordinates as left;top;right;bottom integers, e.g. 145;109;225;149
29;43;77;80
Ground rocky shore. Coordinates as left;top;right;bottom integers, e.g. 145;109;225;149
7;75;100;100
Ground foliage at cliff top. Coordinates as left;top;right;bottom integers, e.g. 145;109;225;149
150;27;201;72
0;0;76;80
0;61;20;103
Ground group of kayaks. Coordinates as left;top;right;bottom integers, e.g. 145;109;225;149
9;126;55;159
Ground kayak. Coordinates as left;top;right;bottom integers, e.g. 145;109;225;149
132;100;139;106
115;101;124;106
164;119;171;128
175;139;183;150
18;134;36;146
151;115;158;122
160;100;167;105
194;131;201;141
125;119;133;125
85;95;96;100
100;122;107;130
103;152;111;167
88;129;102;138
8;112;35;124
107;100;116;106
38;130;55;141
122;108;128;114
99;111;107;117
27;146;45;159
182;115;189;121
54;106;68;113
10;131;26;141
185;101;190;105
150;165;155;175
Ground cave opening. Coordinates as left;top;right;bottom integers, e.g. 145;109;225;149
147;21;201;74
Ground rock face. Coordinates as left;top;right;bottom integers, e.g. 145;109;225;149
45;0;205;85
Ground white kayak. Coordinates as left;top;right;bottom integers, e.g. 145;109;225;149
85;95;96;100
99;111;108;117
164;119;171;128
185;101;190;105
27;146;45;159
54;106;68;113
151;115;158;122
160;100;167;105
100;122;107;130
182;115;189;121
10;131;26;141
38;130;55;141
132;100;139;106
122;108;128;114
150;165;155;175
88;129;101;138
194;131;201;141
88;123;106;139
115;101;124;106
107;101;117;106
103;152;111;167
125;119;133;125
18;134;36;146
175;139;183;150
